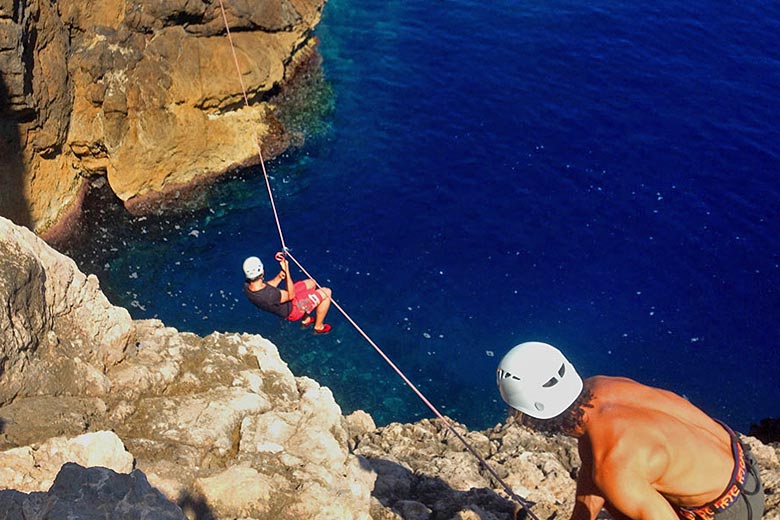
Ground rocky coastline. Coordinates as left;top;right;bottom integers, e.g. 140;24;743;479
1;0;325;237
2;1;779;518
1;216;779;518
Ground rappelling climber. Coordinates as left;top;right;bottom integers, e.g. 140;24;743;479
243;253;333;334
496;342;764;520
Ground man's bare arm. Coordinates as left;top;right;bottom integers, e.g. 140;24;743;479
571;493;606;520
570;443;606;520
276;258;295;302
267;271;285;288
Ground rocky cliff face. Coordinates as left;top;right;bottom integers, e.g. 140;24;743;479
0;215;373;518
1;216;779;519
0;0;324;235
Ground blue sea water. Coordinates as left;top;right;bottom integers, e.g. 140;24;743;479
65;0;780;432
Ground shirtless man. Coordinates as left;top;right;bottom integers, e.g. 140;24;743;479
496;342;764;520
243;254;333;334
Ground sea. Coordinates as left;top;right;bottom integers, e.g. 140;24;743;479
64;0;780;433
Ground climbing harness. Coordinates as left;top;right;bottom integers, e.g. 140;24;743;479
677;421;764;520
215;2;540;518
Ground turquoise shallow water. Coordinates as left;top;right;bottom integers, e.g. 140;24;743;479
65;0;780;432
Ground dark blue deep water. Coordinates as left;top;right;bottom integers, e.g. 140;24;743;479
66;0;780;432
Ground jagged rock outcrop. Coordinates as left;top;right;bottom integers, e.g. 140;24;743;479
0;0;325;235
0;214;132;403
0;215;374;518
752;418;780;444
0;431;132;492
1;216;779;520
0;462;188;519
350;416;780;520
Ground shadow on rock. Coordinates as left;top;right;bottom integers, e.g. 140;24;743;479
0;72;32;229
0;462;191;519
178;490;217;520
360;456;518;519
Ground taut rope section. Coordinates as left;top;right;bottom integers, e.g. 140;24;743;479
217;0;288;251
286;251;539;520
215;2;539;518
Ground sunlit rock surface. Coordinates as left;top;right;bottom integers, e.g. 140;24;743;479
0;0;325;234
1;215;778;519
0;216;373;518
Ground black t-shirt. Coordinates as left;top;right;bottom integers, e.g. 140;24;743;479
244;282;291;319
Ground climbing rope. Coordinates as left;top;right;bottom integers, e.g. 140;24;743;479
286;249;539;520
215;2;539;518
217;0;288;252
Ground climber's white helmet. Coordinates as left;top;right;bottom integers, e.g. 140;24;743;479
243;256;264;280
496;341;583;419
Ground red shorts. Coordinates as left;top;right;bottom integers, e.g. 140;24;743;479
287;281;323;321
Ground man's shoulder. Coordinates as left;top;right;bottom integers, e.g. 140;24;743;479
584;400;672;461
587;412;663;445
245;283;276;303
587;421;669;485
245;282;273;294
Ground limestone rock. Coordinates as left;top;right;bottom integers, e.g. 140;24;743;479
107;329;376;519
194;465;277;517
0;0;77;231
353;417;581;520
0;0;326;234
3;201;780;519
0;396;109;449
395;499;432;520
346;409;378;445
744;435;780;520
0;217;131;405
0;216;377;518
0;462;186;519
0;431;133;493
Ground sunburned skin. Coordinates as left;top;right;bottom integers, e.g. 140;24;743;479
570;376;737;520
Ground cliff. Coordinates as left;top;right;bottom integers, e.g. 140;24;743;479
0;215;373;518
0;0;325;235
2;218;779;518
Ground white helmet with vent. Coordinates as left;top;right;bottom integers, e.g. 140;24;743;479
496;341;583;419
243;256;264;280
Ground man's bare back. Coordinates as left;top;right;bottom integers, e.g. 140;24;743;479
575;376;735;518
496;342;764;520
